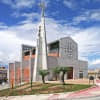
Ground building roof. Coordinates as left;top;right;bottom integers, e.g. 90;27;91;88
48;36;77;45
22;36;77;48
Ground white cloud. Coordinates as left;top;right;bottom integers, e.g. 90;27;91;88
0;0;50;9
0;20;37;63
91;12;100;21
45;17;80;42
14;0;35;8
63;0;73;8
0;16;78;64
0;23;8;29
89;59;100;69
0;0;12;5
72;27;100;59
63;0;76;9
91;59;100;65
0;0;35;9
86;0;100;2
73;9;100;24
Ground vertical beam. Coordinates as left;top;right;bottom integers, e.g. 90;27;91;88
14;62;16;86
8;64;10;87
21;45;23;84
29;49;33;82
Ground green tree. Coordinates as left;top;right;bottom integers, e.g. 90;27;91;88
60;67;71;85
30;77;33;90
53;67;60;81
39;70;49;84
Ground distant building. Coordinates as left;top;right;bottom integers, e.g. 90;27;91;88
0;67;7;84
88;69;100;79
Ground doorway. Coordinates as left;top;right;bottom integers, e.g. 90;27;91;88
67;67;73;79
79;71;83;79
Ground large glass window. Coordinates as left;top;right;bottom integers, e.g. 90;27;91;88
49;41;59;53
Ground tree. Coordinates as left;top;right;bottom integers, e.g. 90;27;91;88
39;70;49;84
60;67;71;85
11;79;14;89
53;67;60;81
30;76;33;90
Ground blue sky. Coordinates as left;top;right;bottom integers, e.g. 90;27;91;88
0;0;100;69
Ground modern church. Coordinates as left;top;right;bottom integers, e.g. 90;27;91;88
9;3;88;86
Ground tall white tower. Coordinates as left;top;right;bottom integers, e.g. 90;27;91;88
33;2;48;81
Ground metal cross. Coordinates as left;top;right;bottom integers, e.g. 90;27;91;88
39;2;45;9
39;1;45;17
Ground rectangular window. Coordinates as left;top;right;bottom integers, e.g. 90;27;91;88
79;71;83;79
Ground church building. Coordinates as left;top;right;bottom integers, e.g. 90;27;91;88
9;2;88;86
9;37;88;85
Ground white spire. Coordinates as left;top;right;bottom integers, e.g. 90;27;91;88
40;1;45;17
33;1;48;81
40;1;47;70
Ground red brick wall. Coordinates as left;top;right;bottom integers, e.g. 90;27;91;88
9;63;15;87
15;67;21;84
23;67;30;83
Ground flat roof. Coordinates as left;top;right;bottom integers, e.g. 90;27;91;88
22;36;77;48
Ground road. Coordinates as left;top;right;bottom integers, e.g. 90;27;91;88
0;95;100;100
73;96;100;100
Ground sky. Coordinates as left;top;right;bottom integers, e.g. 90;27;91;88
0;0;100;69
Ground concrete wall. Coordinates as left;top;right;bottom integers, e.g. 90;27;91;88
58;58;88;79
15;62;21;85
9;63;15;87
76;60;88;78
47;56;88;80
59;37;78;60
47;56;58;80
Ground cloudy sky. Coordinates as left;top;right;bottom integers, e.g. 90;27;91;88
0;0;100;69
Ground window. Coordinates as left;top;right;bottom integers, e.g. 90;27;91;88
79;71;83;79
67;42;73;57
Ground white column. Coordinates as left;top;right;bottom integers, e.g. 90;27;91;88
33;34;39;81
33;2;48;82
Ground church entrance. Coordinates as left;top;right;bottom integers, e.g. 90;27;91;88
67;67;73;79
